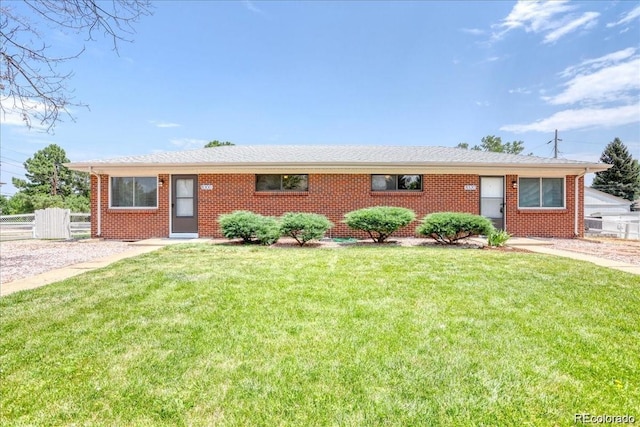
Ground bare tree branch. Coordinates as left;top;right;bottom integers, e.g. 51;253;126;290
0;1;152;132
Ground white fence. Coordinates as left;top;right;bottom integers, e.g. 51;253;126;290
0;209;90;241
585;214;640;240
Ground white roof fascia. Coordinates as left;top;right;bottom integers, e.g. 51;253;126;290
68;163;606;176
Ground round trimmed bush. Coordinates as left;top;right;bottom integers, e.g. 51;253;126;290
280;212;333;246
417;212;494;244
343;206;416;243
218;210;280;244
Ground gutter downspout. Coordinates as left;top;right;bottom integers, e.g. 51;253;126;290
575;168;588;237
89;167;102;237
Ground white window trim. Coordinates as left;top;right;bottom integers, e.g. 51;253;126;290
109;175;159;209
517;177;566;209
371;174;423;191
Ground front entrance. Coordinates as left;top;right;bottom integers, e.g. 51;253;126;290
171;175;198;235
480;176;504;230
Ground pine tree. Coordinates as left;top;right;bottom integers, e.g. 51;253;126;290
10;144;90;213
592;138;640;202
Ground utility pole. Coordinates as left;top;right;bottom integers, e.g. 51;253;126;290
547;129;562;158
51;163;58;196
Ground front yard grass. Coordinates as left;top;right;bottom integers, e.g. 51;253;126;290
1;245;639;426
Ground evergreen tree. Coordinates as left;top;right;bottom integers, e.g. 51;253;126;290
12;144;88;198
592;138;640;202
9;144;90;213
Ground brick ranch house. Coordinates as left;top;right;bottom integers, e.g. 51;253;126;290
65;145;609;241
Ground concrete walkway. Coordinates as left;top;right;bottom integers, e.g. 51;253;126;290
2;237;638;297
504;237;640;276
0;238;214;296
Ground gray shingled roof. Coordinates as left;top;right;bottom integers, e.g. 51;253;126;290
73;145;601;166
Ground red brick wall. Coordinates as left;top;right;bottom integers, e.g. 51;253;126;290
90;173;583;240
196;174;480;238
504;175;583;238
90;174;170;240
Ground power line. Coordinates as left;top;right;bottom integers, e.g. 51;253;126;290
0;162;26;171
0;170;26;178
0;155;25;164
563;140;640;147
0;160;25;169
0;147;30;156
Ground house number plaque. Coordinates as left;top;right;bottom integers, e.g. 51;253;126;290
464;185;477;191
200;184;213;190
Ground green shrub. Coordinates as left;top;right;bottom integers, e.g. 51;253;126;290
218;211;280;244
343;206;416;243
487;229;511;247
219;211;260;243
280;213;333;246
417;212;495;245
255;216;281;245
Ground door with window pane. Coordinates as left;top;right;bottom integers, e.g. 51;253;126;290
480;177;504;230
171;175;198;234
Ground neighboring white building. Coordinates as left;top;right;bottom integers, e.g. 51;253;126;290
585;187;639;239
585;187;632;217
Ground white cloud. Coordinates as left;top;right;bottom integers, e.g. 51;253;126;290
475;56;502;65
543;11;599;44
0;97;50;131
500;104;640;133
493;0;599;43
461;28;485;36
475;101;490;107
0;110;29;127
501;46;640;133
500;0;573;31
509;87;532;95
547;57;640;105
170;138;208;149
606;4;640;28
494;0;573;38
559;47;636;78
242;0;262;14
150;120;181;128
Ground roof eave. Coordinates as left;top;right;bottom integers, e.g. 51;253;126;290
65;161;610;176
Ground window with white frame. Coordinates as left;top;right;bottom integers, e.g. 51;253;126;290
518;177;564;208
371;174;422;191
110;177;158;208
256;174;308;191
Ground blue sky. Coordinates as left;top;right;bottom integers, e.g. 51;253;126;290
1;0;639;195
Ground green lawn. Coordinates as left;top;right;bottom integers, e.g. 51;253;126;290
1;245;639;426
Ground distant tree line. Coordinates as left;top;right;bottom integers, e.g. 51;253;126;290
457;135;526;155
0;144;89;214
